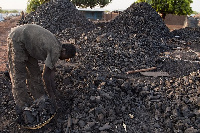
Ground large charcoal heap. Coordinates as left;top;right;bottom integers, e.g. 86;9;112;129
20;0;95;38
53;2;199;133
72;2;199;77
105;2;171;41
170;27;200;48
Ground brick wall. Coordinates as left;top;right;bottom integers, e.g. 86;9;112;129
103;12;119;21
164;14;187;25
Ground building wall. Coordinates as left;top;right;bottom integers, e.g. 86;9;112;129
164;14;187;25
164;14;188;31
164;14;199;28
81;11;104;20
103;12;119;21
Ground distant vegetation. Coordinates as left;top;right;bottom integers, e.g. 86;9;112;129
0;9;19;13
136;0;193;19
193;11;199;14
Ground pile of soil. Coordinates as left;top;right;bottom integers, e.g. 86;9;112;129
0;0;200;132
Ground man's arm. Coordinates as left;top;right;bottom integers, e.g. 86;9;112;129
42;65;56;100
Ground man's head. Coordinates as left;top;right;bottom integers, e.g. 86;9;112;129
59;43;76;60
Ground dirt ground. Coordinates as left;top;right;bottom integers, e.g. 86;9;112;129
0;16;20;72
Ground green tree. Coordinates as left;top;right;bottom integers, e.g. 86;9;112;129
26;0;112;13
71;0;112;8
193;11;199;14
0;9;19;13
136;0;193;19
27;0;40;13
39;0;50;4
0;7;2;13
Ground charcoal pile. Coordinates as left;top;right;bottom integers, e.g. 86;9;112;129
19;0;95;39
170;27;200;52
171;27;200;43
72;2;199;77
185;16;199;28
1;0;200;133
74;3;170;72
52;2;200;133
105;2;171;41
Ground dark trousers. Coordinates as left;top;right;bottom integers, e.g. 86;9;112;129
7;38;46;110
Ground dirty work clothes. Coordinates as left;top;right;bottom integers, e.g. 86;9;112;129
9;24;62;69
7;24;62;109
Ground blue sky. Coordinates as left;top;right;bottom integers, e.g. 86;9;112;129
0;0;200;13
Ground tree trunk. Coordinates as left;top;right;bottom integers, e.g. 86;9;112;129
161;13;166;19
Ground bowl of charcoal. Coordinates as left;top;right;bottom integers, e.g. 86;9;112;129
20;95;56;129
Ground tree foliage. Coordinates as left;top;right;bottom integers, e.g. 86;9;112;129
71;0;112;8
0;7;19;13
26;0;112;13
136;0;193;19
27;0;40;13
0;9;19;13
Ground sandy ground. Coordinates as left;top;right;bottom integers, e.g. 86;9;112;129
0;16;20;72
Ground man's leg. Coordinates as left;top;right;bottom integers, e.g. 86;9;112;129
26;56;46;100
7;40;32;112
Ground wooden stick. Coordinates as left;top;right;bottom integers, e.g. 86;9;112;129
126;67;157;74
